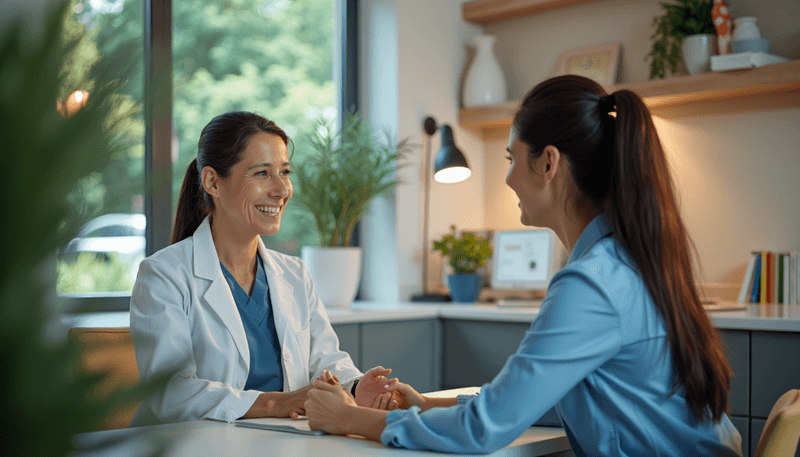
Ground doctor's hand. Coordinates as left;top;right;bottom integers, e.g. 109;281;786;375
242;371;338;420
354;366;400;410
305;379;359;435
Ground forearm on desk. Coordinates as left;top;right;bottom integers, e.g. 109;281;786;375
343;405;391;441
421;396;459;411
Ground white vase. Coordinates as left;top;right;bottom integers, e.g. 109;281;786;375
463;35;507;107
301;246;362;309
681;34;717;75
733;17;761;40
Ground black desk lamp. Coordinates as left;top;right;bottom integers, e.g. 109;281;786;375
410;117;471;302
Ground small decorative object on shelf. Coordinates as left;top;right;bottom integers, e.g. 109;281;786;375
551;43;621;86
433;225;493;303
463;34;507;107
647;0;716;79
711;0;732;55
732;16;761;40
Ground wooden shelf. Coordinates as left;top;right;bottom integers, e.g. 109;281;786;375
459;60;800;140
463;0;606;25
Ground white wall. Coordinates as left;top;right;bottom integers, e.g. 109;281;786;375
359;0;485;301
481;0;800;295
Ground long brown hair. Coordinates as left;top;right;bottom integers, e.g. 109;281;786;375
172;111;291;244
513;75;731;421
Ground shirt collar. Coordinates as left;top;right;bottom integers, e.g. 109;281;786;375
568;213;613;264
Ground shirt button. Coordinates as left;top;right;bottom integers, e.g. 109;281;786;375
238;381;244;388
283;353;290;360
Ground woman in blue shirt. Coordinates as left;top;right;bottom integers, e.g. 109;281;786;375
304;75;743;456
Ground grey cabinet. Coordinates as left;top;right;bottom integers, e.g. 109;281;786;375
332;319;439;393
720;330;749;417
442;319;529;389
332;323;360;368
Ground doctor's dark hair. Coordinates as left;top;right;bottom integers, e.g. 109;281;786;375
513;75;731;422
172;111;291;244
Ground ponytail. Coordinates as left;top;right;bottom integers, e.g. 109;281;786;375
607;89;731;422
172;158;209;244
513;76;731;422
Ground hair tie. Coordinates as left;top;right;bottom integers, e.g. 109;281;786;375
599;93;616;114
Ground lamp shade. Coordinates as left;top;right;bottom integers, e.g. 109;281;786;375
433;125;471;183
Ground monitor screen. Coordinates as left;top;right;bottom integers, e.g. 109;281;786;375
490;229;558;291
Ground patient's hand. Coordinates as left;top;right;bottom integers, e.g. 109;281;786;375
354;366;400;410
383;378;426;410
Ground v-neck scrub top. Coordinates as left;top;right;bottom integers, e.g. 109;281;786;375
220;255;284;393
380;214;742;456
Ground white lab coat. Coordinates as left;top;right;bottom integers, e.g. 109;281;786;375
129;216;362;426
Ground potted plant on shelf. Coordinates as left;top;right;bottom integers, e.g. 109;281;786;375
433;226;493;303
293;114;410;309
647;0;717;79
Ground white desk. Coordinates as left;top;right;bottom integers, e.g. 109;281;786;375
72;388;573;457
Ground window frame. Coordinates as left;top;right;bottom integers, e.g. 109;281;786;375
65;0;357;313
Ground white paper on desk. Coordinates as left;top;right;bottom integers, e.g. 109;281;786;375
235;417;325;435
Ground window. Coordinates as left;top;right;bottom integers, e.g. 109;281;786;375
58;0;354;310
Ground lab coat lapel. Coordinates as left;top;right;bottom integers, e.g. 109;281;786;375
193;217;250;368
257;240;294;351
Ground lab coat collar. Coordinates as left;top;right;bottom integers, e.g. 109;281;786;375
257;238;294;363
192;216;250;367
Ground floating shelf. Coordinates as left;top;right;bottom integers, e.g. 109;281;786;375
459;60;800;140
463;0;606;25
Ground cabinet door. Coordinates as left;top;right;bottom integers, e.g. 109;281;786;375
729;416;749;457
361;320;437;393
719;330;749;417
750;331;800;419
332;323;360;369
442;319;529;389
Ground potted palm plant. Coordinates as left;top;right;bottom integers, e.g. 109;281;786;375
433;226;493;303
293;114;410;308
647;0;717;79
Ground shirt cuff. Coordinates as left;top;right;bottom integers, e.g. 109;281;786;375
457;394;477;405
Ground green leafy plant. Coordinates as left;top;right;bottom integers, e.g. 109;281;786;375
293;114;411;247
647;0;715;79
433;226;493;274
0;1;166;454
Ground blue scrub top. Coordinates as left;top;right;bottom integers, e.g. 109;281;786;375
220;254;284;392
381;213;742;456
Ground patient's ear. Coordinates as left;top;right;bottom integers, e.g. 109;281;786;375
542;145;562;182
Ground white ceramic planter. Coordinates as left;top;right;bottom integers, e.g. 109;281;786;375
682;34;717;75
733;17;761;40
463;35;507;107
301;246;362;309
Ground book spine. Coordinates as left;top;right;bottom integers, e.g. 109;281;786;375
760;252;768;303
751;253;762;304
783;253;789;304
793;250;799;304
768;252;775;303
778;253;784;304
738;252;759;303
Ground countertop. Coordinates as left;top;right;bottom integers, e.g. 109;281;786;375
61;301;800;332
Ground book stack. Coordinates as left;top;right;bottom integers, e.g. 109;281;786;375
738;251;800;304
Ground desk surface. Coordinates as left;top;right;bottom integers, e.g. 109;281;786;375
72;388;572;457
62;301;800;332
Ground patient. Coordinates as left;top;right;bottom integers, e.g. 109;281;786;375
129;111;397;426
304;76;743;456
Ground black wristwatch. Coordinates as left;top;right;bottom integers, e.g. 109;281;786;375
351;378;360;396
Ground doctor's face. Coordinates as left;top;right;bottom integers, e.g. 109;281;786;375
212;132;292;238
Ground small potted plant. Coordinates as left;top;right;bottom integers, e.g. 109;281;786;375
293;114;410;308
433;225;493;303
647;0;716;79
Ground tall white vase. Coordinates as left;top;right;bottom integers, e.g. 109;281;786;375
682;34;717;75
463;35;507;107
301;246;361;309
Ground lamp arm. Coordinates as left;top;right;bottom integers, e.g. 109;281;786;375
421;128;433;295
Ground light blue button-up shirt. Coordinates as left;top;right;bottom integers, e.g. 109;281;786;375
382;214;742;456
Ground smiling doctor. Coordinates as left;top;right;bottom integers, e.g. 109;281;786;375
130;111;397;427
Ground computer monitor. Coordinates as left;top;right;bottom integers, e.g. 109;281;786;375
490;228;559;292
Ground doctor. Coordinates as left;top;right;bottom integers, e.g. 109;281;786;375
130;111;396;427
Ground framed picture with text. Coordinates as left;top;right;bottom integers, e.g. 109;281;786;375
552;43;621;86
